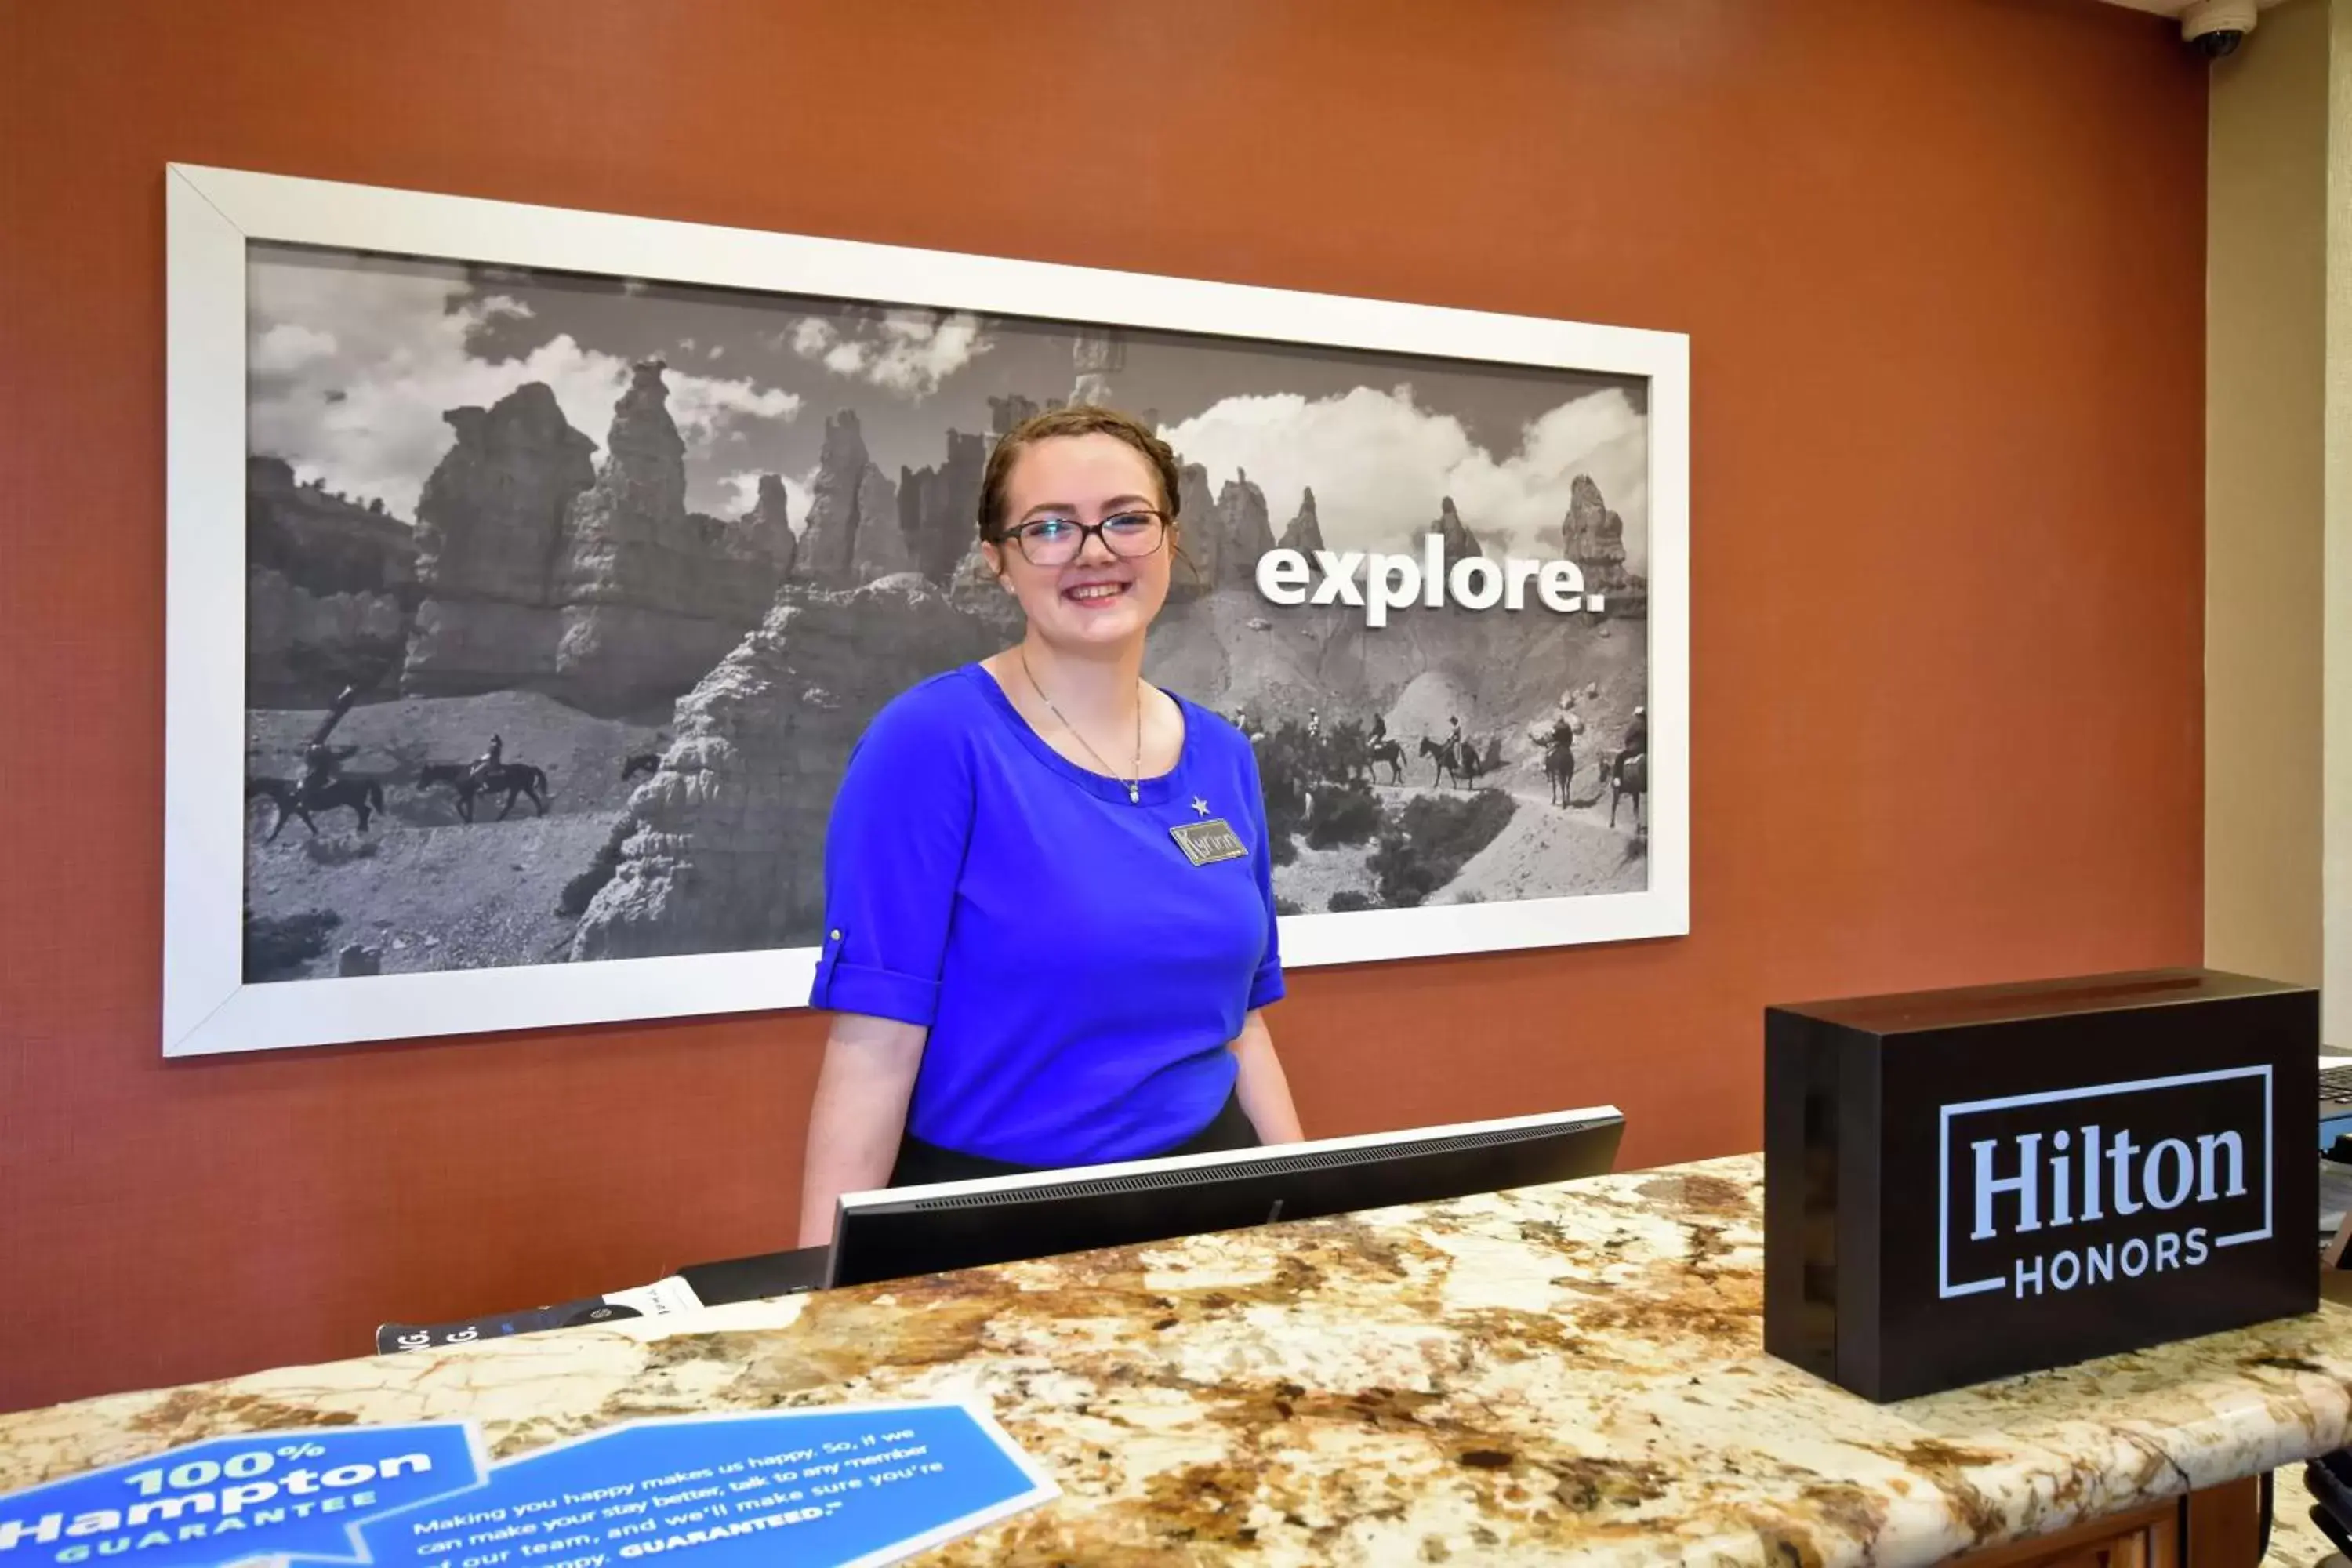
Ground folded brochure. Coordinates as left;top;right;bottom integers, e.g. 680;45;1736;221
0;1399;1057;1567
376;1274;703;1354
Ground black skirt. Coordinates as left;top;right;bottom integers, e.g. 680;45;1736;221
888;1091;1260;1188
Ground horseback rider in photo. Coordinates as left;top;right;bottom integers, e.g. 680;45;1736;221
258;685;383;837
1537;702;1581;808
1610;706;1650;832
423;734;548;823
296;684;359;806
299;739;355;797
466;733;504;790
1358;710;1402;785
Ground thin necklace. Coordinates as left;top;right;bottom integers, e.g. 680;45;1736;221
1019;647;1143;804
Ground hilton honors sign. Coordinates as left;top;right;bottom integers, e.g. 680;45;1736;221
1764;970;2316;1402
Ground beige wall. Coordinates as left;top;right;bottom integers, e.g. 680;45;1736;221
2328;0;2352;1038
2207;0;2328;1000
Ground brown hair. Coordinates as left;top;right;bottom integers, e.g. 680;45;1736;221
976;405;1184;542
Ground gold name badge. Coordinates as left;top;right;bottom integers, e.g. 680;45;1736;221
1170;818;1248;866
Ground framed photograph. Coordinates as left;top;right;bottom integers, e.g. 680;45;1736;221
165;163;1689;1057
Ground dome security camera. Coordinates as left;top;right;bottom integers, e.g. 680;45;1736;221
2182;0;2257;57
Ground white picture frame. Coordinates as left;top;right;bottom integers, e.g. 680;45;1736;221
165;162;1690;1057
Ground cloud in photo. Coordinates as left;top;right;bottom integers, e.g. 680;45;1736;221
247;255;801;518
1157;383;1648;572
782;307;989;397
251;322;338;375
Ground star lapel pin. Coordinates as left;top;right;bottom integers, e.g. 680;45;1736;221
1191;796;1211;816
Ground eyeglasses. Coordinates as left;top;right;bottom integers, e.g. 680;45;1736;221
996;510;1168;568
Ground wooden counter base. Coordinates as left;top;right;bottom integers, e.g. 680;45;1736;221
1957;1478;2260;1568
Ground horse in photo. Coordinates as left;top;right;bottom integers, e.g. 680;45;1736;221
1609;748;1647;833
1543;731;1577;808
418;760;553;823
246;774;387;842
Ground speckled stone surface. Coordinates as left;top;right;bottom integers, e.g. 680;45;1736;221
2269;1463;2341;1566
6;1154;2352;1565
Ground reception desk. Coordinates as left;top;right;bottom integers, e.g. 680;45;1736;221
4;1155;2348;1565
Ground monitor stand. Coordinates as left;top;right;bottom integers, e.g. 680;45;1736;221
676;1245;831;1305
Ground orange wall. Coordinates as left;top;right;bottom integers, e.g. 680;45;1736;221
0;0;2206;1414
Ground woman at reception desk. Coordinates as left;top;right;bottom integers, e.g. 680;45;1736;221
797;405;1302;1247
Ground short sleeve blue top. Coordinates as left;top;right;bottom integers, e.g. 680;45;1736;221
808;664;1285;1166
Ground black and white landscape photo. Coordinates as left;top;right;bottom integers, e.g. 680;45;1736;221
240;241;1652;984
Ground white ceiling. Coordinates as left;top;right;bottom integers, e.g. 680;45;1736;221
2092;0;2288;13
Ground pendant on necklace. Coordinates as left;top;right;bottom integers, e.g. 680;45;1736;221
1126;782;1140;804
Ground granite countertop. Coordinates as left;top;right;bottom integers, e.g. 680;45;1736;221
7;1153;2352;1566
2270;1463;2343;1566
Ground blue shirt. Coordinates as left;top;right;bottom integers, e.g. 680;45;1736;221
808;664;1285;1165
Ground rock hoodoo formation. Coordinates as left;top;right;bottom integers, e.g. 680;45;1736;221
793;409;907;586
1214;470;1273;587
846;463;906;581
988;393;1044;435
1276;487;1325;556
898;427;986;581
569;576;1000;960
1432;495;1483;571
731;474;797;580
401;361;798;716
1559;474;1644;609
1169;462;1221;596
401;381;597;699
407;382;595;693
1071;326;1124;406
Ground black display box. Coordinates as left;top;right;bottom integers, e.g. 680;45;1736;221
1764;968;2318;1402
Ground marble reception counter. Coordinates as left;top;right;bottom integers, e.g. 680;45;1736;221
5;1154;2351;1565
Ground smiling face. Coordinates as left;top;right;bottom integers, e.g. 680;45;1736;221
982;431;1177;650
